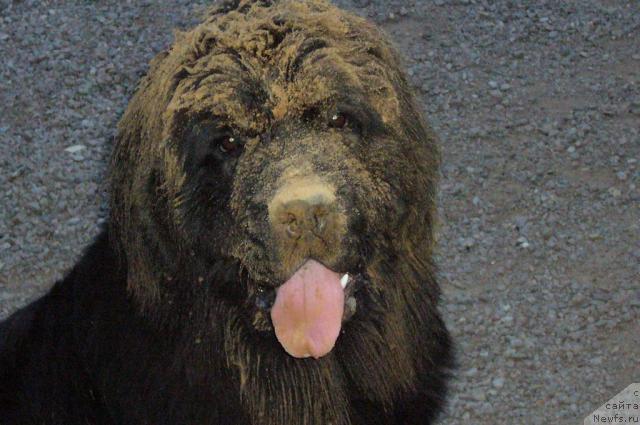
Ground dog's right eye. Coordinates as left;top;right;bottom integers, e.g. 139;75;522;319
218;135;239;153
215;132;243;157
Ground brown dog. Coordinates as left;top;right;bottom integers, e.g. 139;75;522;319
0;1;452;424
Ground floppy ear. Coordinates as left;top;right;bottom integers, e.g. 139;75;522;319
108;46;186;306
109;48;171;230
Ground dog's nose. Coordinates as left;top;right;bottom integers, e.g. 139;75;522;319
268;176;343;242
277;198;331;239
268;174;347;276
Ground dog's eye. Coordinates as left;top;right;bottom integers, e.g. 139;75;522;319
217;134;241;155
328;112;348;129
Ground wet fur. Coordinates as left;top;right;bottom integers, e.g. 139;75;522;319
0;1;452;424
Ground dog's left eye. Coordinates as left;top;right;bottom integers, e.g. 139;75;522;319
328;112;348;129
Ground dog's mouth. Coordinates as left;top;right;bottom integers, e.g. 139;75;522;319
251;259;367;359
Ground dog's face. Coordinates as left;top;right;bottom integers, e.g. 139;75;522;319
111;0;439;360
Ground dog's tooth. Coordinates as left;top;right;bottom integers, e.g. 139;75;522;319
340;273;349;289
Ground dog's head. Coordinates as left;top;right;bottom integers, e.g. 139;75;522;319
109;1;445;420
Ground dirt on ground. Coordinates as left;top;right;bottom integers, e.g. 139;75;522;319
0;1;638;424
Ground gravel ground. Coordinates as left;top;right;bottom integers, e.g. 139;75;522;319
1;0;638;423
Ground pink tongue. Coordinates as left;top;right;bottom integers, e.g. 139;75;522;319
271;259;345;359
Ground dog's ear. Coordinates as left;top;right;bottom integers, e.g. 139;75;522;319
210;0;278;17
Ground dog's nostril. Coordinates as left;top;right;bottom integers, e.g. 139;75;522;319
286;222;300;238
313;209;327;232
285;213;297;224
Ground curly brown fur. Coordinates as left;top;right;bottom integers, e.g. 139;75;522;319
0;1;452;424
